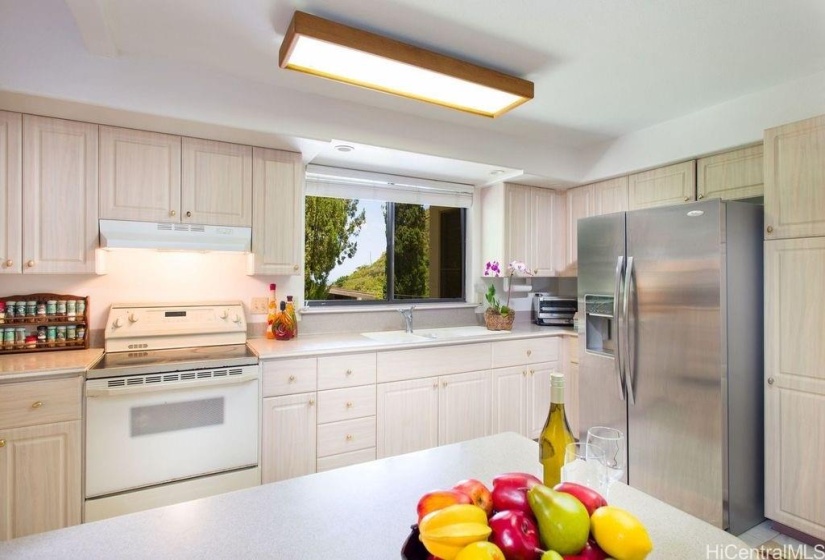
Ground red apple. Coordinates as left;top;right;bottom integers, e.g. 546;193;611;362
416;489;473;522
453;478;494;516
492;484;535;520
493;472;542;491
489;510;543;560
563;538;608;560
553;482;608;517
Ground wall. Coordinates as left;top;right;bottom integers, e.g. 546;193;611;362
0;250;301;343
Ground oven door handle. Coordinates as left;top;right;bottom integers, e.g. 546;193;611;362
86;372;259;398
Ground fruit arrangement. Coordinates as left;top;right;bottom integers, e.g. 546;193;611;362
411;474;652;560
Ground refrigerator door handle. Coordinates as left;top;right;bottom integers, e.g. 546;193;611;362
614;255;626;401
623;256;636;405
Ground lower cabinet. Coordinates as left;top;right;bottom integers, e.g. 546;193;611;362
491;361;557;440
261;393;317;484
376;370;492;459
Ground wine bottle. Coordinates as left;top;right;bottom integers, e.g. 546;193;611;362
539;372;576;487
265;283;277;340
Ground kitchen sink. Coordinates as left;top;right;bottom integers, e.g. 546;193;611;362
361;326;508;344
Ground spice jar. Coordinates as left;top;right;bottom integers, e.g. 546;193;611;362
25;335;37;349
67;324;77;342
0;301;5;323
76;326;86;342
57;300;67;317
76;299;86;317
46;300;57;316
15;327;26;348
15;301;26;318
36;301;47;318
56;326;66;346
46;326;57;347
5;301;14;320
3;328;14;349
37;326;47;346
67;300;77;321
25;300;36;317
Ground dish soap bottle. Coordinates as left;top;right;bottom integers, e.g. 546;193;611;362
539;372;576;487
265;284;277;340
286;295;298;338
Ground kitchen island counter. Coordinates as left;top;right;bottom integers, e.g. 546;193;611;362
0;432;748;559
0;347;102;382
249;323;575;359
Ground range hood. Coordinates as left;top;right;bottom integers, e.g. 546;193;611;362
99;220;251;252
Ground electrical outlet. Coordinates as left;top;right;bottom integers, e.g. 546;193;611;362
250;297;268;314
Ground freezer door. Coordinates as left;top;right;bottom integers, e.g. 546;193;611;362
624;200;724;527
577;213;627;442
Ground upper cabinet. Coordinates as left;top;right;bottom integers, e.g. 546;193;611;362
99;126;181;222
99;129;253;227
764;114;825;240
593;176;629;215
0;111;22;275
22;115;98;274
251;148;303;275
628;161;696;210
697;145;763;202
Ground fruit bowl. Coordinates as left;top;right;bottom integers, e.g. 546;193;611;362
400;525;428;560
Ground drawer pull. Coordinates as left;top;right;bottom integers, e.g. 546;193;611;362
767;377;775;385
293;265;299;271
186;211;192;218
684;196;690;202
526;350;532;357
308;398;315;406
346;434;353;441
170;210;176;217
3;259;11;268
0;439;5;448
26;260;35;268
345;369;353;376
766;226;774;234
345;401;353;408
522;370;527;377
433;382;438;389
529;369;535;376
288;375;296;383
31;401;43;409
442;381;448;388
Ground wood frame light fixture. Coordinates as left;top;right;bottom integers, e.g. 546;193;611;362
279;11;534;118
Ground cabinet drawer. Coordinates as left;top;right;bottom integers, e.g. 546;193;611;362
316;448;376;472
317;417;376;457
262;358;317;397
492;337;560;368
317;385;376;424
317;353;376;390
377;343;491;383
0;376;81;430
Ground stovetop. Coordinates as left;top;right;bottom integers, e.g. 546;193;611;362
88;343;258;379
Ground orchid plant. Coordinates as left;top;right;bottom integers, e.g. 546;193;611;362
483;260;533;316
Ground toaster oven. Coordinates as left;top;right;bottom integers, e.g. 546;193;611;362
532;295;577;326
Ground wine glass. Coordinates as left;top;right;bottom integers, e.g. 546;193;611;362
586;426;626;496
561;442;608;495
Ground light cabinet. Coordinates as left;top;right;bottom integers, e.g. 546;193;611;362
564;184;594;275
0;375;82;541
0;111;22;275
764;114;825;240
491;362;557;440
376;369;491;458
99;126;182;223
696;145;763;202
21;115;98;274
764;237;825;540
628;161;696;210
593;176;629;216
250;148;303;275
261;393;317;484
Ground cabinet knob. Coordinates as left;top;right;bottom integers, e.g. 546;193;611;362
0;439;4;448
697;194;704;200
346;434;353;441
186;211;192;218
522;370;527;377
766;226;774;234
31;401;43;409
3;259;11;268
442;381;448;388
767;377;775;385
170;210;176;217
432;382;438;389
345;401;353;408
288;375;296;383
684;196;690;202
526;350;532;357
308;399;315;406
345;369;353;376
293;265;299;271
533;268;538;274
529;369;535;376
26;260;35;268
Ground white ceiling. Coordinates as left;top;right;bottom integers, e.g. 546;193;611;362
2;0;825;187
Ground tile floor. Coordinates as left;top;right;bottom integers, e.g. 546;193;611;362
739;521;824;559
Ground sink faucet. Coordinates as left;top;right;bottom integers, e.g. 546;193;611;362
398;306;415;333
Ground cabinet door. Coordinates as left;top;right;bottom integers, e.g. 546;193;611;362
532;188;557;276
628;161;696;210
376;378;438;458
697;145;763;202
99;126;181;222
491;366;528;437
0;420;81;540
181;137;252;227
438;370;491;445
527;361;559;440
764;115;825;239
505;184;532;265
593;176;628;216
565;185;594;273
0;111;21;275
764;238;825;539
261;393;316;483
22;115;98;274
251;148;302;275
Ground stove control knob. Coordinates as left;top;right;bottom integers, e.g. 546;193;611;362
113;317;123;329
128;313;139;324
220;309;229;320
232;314;242;324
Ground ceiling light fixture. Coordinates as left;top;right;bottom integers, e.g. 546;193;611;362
279;11;534;118
334;144;355;152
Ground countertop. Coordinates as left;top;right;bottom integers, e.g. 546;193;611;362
248;323;576;359
0;348;103;382
0;432;748;559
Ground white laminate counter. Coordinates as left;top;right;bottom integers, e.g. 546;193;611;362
0;432;748;559
248;324;575;359
0;348;102;382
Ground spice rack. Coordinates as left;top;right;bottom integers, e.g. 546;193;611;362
0;293;90;355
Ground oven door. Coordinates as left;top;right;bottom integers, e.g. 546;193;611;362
85;365;259;498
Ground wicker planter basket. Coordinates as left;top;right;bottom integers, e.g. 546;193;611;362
484;309;515;331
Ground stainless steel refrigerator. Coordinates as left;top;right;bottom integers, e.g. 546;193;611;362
577;199;763;535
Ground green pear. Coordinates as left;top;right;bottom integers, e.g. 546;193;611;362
541;551;563;560
527;484;590;556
